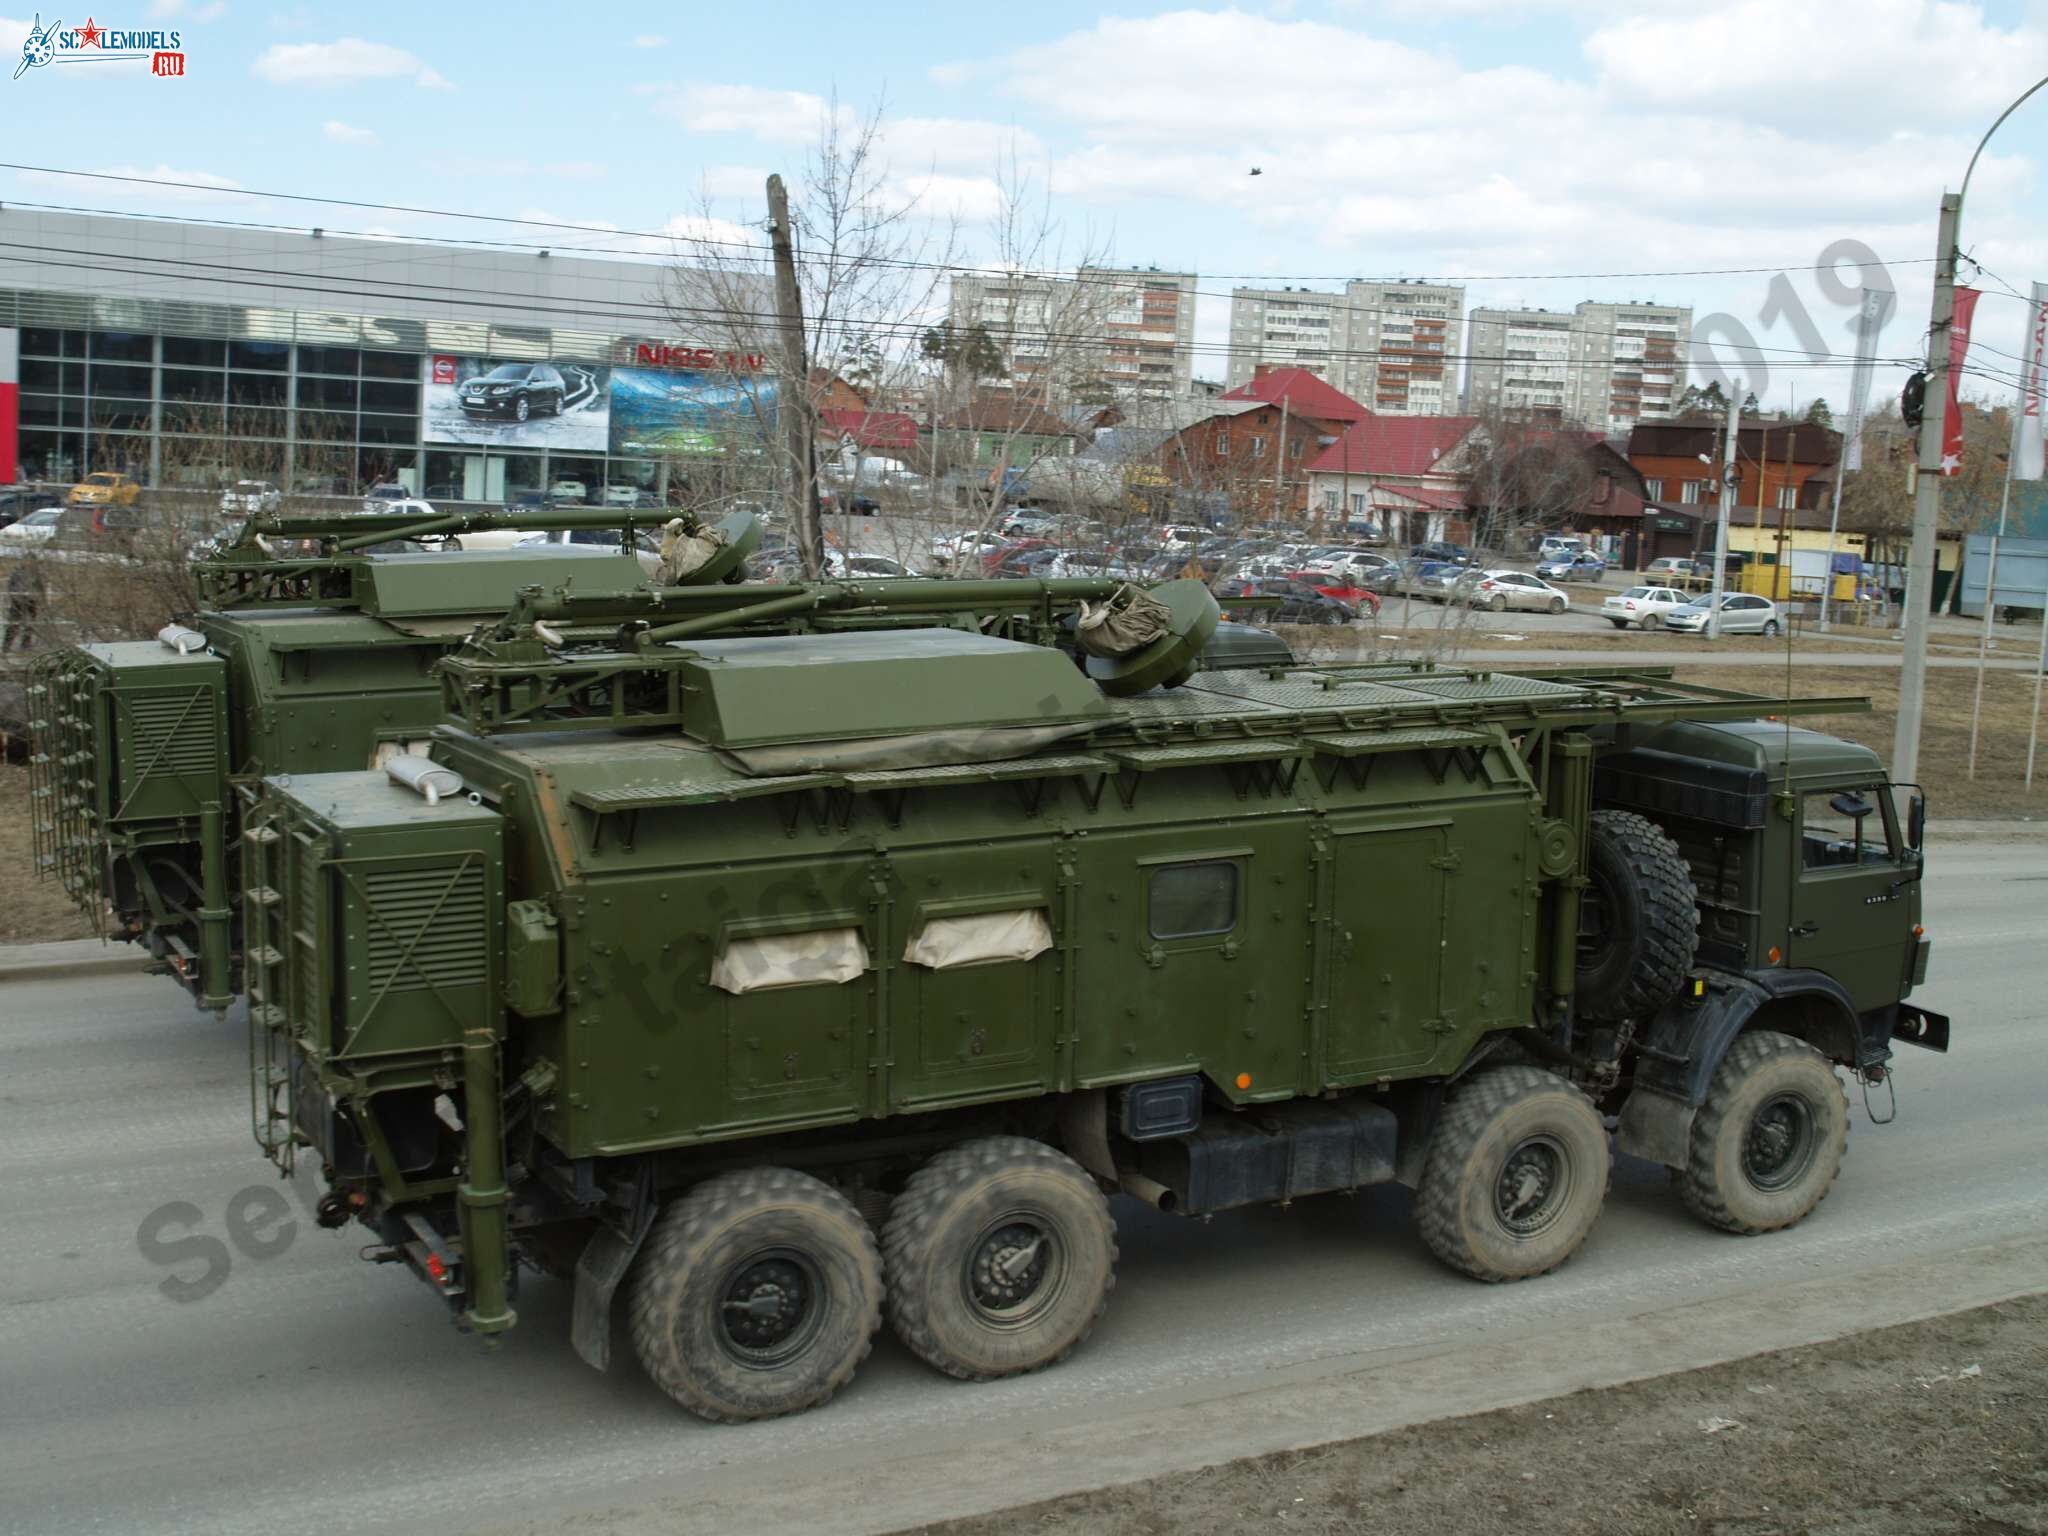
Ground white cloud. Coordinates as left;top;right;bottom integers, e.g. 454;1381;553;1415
697;164;774;200
663;84;846;145
252;37;451;88
631;32;667;48
148;0;228;18
321;119;376;146
18;164;242;203
660;85;1041;172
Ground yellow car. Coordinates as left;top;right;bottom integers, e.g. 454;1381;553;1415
67;472;142;509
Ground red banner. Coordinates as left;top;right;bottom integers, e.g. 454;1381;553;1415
0;327;17;485
1941;286;1980;475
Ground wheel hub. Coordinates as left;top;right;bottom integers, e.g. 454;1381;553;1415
1743;1093;1816;1191
1494;1135;1570;1238
718;1251;819;1362
971;1222;1049;1311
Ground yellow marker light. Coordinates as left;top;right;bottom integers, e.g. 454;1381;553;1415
1691;978;1706;998
1235;1072;1253;1091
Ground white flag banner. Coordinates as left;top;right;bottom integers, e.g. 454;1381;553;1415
1841;287;1891;473
2015;280;2048;482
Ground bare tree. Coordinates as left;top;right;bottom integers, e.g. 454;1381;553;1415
1460;407;1597;555
661;94;961;575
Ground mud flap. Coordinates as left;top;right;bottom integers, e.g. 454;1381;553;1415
1615;1085;1696;1171
571;1223;647;1372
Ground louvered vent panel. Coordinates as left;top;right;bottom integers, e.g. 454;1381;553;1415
361;864;488;993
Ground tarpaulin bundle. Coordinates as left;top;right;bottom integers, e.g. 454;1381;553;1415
1075;583;1172;658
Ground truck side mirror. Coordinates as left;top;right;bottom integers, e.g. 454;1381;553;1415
1906;791;1925;851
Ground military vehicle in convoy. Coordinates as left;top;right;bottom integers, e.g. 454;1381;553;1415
25;504;757;1011
27;512;1295;1015
225;574;1946;1423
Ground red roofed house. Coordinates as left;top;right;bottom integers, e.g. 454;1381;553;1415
1158;366;1368;519
1304;414;1483;544
819;408;921;456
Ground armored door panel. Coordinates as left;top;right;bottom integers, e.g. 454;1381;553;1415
1328;825;1449;1081
1072;833;1310;1098
719;981;865;1121
901;955;1052;1106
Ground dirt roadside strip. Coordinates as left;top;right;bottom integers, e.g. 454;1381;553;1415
533;1234;2048;1536
0;937;149;984
924;1292;2048;1536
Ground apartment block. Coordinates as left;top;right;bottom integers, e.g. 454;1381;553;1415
947;266;1196;402
1225;280;1463;417
1463;300;1691;434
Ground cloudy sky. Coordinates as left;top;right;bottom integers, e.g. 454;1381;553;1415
4;0;2047;411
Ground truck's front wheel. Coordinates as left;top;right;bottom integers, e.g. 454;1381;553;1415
1417;1066;1610;1282
883;1136;1116;1381
628;1167;882;1422
1678;1030;1848;1234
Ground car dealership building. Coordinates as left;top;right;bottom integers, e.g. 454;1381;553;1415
0;208;775;503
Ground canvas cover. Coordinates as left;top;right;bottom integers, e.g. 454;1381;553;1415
903;908;1054;970
710;927;870;994
659;516;727;584
1076;583;1173;658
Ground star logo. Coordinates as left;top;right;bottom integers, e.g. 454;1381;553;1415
75;16;100;46
1939;452;1962;476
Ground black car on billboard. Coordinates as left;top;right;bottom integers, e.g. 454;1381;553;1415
459;362;568;422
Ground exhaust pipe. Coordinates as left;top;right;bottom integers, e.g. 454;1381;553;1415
1117;1170;1178;1213
385;755;465;806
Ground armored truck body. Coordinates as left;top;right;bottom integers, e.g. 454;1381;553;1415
242;613;1948;1422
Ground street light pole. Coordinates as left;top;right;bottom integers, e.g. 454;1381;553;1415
1893;73;2048;787
1707;393;1739;638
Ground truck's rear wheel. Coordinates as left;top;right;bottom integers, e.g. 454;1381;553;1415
1576;810;1698;1022
1417;1066;1610;1282
1678;1030;1848;1234
628;1167;882;1422
882;1136;1116;1381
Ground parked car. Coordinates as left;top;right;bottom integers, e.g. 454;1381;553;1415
1395;559;1468;601
1537;550;1608;583
67;472;141;510
817;549;912;579
979;537;1053;574
219;480;282;517
546;479;586;504
1601;585;1694;630
1468;570;1569;614
1409;540;1473;566
362;482;410;510
0;486;61;528
1662;593;1783;637
1218;578;1359;626
929;529;1006;567
504;490;551;517
1644;556;1704;580
602;484;643;508
459;362;568;422
0;507;64;546
1000;513;1057;538
1158;523;1208;551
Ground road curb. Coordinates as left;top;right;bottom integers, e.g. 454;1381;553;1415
540;1232;2048;1536
0;938;150;984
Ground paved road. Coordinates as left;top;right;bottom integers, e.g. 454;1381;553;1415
4;837;2044;1536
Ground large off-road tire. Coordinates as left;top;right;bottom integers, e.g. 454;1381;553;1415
882;1136;1116;1382
1417;1066;1610;1282
1576;810;1698;1023
628;1167;883;1423
1677;1030;1849;1234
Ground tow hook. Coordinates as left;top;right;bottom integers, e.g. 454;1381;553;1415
1860;1064;1896;1126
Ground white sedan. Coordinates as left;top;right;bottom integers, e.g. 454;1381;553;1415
1467;569;1569;614
1663;593;1784;637
929;530;1006;567
1601;585;1694;630
0;507;64;546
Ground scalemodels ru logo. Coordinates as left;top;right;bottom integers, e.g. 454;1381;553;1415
13;14;187;80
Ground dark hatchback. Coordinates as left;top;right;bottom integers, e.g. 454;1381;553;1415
460;363;568;422
1219;577;1358;626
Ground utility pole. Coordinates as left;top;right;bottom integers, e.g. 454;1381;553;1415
1965;410;2019;778
766;174;822;578
1273;393;1290;521
1707;393;1740;638
1893;193;1963;789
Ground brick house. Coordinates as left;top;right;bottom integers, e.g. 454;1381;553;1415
1159;366;1369;520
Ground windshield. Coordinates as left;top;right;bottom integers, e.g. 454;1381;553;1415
86;473;121;485
1681;594;1715;608
482;363;532;381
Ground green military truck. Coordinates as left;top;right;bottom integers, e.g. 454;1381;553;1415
26;511;1281;1014
235;577;1947;1423
23;503;716;1012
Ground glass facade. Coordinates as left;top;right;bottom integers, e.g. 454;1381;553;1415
5;290;771;507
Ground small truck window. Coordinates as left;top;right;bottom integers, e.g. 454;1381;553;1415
1148;860;1239;939
1801;788;1892;869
